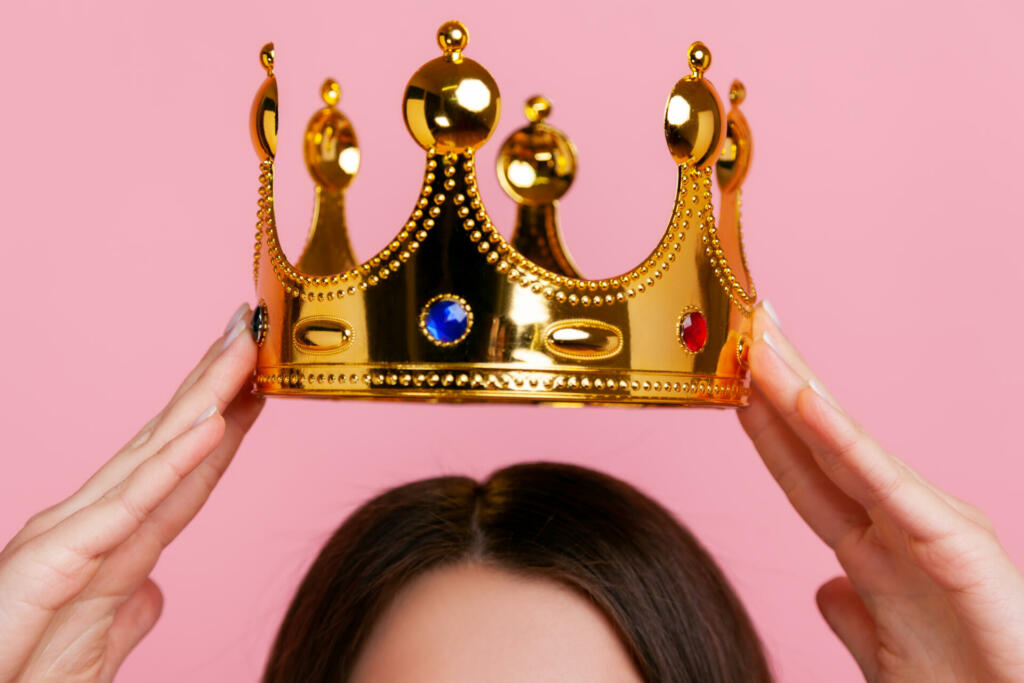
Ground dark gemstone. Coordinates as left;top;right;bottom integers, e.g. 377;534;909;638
679;311;707;352
425;298;469;343
250;303;267;345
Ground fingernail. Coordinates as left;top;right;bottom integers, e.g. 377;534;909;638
191;404;218;427
224;303;250;335
220;318;247;352
809;378;828;399
760;330;782;357
759;300;781;328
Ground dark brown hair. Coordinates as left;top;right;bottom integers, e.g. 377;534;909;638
263;462;771;682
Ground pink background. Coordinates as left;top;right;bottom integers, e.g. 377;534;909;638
3;0;1022;680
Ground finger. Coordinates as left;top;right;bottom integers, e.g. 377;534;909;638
80;390;265;602
125;303;250;451
142;389;264;548
752;334;967;543
816;576;879;680
739;383;869;548
0;412;223;676
99;578;163;681
6;314;256;553
753;303;991;528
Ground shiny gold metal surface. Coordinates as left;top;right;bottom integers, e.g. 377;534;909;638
250;43;277;160
402;20;501;154
664;41;725;168
714;79;756;304
249;22;757;407
296;78;359;275
498;96;581;278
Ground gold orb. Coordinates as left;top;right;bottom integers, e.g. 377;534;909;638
437;20;469;55
664;75;724;167
403;59;500;153
729;79;746;105
251;75;278;160
304;79;359;190
497;97;577;205
259;42;275;74
687;41;711;75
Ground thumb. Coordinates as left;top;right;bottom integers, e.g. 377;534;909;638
100;578;164;681
817;576;879;680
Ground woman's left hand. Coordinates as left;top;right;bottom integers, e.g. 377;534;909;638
739;303;1024;682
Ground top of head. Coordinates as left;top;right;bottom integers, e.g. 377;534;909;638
247;21;758;407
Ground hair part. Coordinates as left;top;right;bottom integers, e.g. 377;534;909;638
263;462;772;683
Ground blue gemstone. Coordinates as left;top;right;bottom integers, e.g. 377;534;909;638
425;298;469;343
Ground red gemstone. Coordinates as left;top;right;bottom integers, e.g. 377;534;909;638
680;311;707;352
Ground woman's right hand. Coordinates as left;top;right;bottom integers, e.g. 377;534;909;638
0;303;263;682
740;302;1024;682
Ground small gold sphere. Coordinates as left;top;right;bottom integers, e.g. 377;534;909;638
524;95;551;123
259;42;275;75
730;79;746;106
687;41;711;76
403;22;500;154
497;96;576;205
321;78;341;107
437;20;469;57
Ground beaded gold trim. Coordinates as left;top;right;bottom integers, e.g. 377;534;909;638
255;363;749;406
253;150;750;316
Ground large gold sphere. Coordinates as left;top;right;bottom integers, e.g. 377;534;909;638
497;96;577;205
251;79;278;160
663;76;724;168
304;79;359;190
250;43;278;160
403;22;500;153
403;57;500;153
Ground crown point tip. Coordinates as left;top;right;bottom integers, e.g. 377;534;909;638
321;78;341;106
729;79;746;105
437;20;469;57
687;41;711;76
259;43;275;74
524;95;551;122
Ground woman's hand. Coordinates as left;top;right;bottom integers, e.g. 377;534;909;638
0;304;263;682
740;303;1024;682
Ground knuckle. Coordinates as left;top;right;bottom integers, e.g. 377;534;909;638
116;490;151;526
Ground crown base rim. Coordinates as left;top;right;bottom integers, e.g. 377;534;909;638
254;365;750;408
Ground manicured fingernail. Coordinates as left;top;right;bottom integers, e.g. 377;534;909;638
759;300;781;328
224;303;250;335
191;405;218;427
760;330;782;356
809;378;828;399
220;318;247;351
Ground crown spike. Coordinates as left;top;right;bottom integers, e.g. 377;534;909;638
497;96;581;278
403;21;500;153
664;40;724;167
251;43;278;160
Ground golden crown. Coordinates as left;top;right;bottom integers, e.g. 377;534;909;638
248;20;757;407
